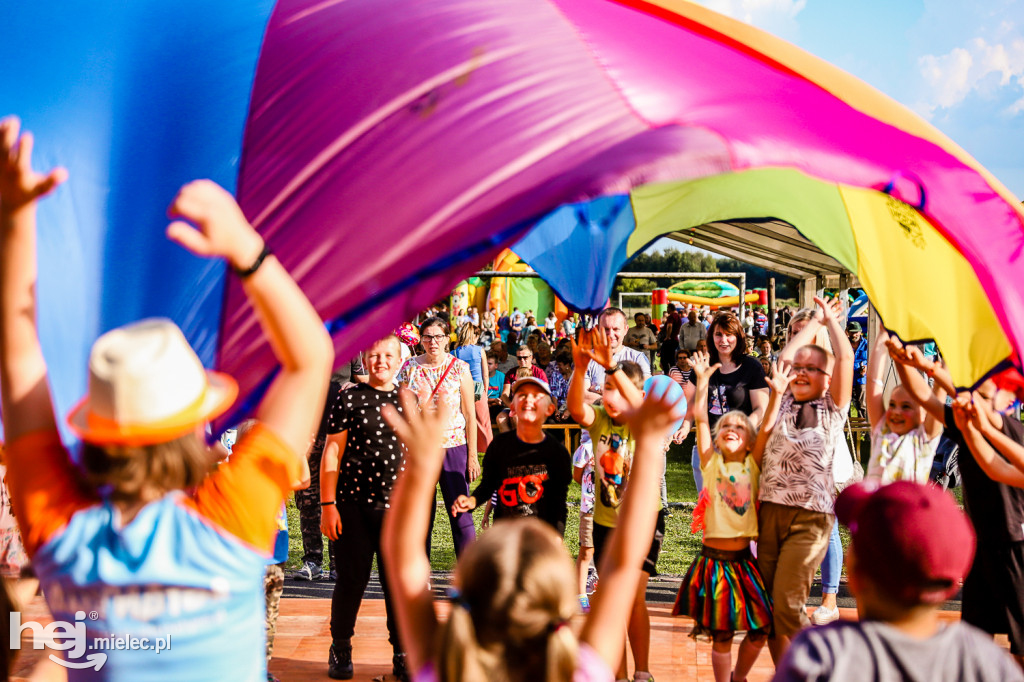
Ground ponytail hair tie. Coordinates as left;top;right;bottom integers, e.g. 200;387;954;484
549;619;569;633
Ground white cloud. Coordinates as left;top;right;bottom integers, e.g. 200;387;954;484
918;36;1024;115
695;0;807;40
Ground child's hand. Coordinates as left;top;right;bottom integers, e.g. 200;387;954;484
573;327;615;369
767;363;794;394
951;393;975;432
166;180;265;270
886;336;912;366
690;350;720;382
451;495;474;516
813;295;843;324
570;330;592;369
623;379;688;439
382;388;452;473
0;117;67;212
586;326;616;369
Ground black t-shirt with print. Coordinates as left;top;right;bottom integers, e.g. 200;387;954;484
944;404;1024;546
327;383;404;509
707;355;768;428
470;431;572;535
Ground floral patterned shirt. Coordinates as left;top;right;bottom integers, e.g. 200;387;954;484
398;355;469;448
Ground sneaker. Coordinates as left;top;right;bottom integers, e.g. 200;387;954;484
586;571;599;595
578;594;590;614
328;643;353;680
811;604;840;625
327;569;337;581
392;652;410;682
295;561;322;581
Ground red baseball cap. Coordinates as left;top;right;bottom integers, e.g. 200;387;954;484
836;480;976;605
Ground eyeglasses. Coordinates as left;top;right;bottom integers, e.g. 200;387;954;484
422;334;447;343
517;355;532;360
792;365;827;376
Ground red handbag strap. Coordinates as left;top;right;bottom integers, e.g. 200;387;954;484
426;357;456;402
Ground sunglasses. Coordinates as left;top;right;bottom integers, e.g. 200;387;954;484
517;355;532;360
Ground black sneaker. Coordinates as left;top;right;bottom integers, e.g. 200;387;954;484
392;652;410;682
328;642;353;680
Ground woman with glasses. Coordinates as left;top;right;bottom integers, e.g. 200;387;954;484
691;313;769;491
397;317;479;558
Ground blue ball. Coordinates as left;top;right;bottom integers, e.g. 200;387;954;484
643;375;687;433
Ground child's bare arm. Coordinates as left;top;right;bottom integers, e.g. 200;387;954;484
166;181;334;459
972;397;1024;476
568;334;596;427
865;328;889;430
320;433;345;541
0;118;67;442
953;398;1024;487
817;296;853;408
751;365;793;468
587;326;643;409
689;350;719;468
580;381;686;669
777;312;823;367
381;390;451;673
886;339;947;424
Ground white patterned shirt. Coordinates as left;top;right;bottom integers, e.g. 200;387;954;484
759;392;846;513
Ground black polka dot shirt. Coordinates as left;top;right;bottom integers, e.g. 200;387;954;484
327;384;404;508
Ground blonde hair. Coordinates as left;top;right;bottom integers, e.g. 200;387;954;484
456;323;479;347
437;519;578;682
788;309;832;352
81;433;212;503
711;411;756;452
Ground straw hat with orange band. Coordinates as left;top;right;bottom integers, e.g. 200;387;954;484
67;318;237;446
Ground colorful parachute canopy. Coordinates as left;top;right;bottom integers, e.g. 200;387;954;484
5;0;1024;437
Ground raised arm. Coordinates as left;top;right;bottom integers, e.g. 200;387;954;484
689;350;720;468
381;390;451;673
886;338;947;425
584;327;644;410
0;118;68;442
166;180;334;457
817;296;853;408
568;333;597;427
750;364;793;468
777;314;823;367
952;397;1024;487
580;380;686;670
865;328;890;430
971;395;1024;477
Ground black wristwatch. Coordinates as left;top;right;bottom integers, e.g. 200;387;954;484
606;362;622;375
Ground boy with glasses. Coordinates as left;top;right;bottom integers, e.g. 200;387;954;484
755;297;854;664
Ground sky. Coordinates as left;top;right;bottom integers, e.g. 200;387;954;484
650;0;1024;253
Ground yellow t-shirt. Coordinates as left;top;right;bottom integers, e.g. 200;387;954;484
702;450;760;539
588;406;635;528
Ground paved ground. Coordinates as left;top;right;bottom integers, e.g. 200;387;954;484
9;574;969;681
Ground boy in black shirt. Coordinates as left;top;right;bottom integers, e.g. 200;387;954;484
452;377;572;534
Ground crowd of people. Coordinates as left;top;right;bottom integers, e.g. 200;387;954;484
0;117;1022;682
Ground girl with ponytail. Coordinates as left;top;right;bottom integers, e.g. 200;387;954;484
381;383;686;682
